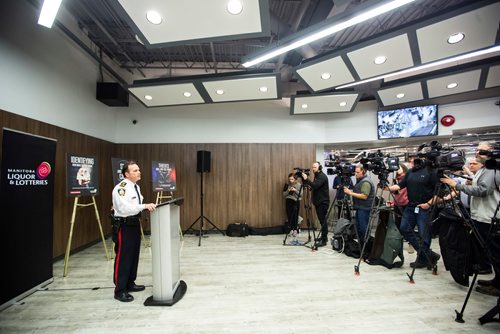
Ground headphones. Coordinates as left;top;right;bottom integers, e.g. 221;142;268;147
316;161;323;171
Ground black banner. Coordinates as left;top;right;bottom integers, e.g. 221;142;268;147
0;128;56;307
111;157;128;186
66;154;99;196
152;161;177;192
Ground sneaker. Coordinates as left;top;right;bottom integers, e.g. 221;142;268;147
476;285;500;297
477;279;494;286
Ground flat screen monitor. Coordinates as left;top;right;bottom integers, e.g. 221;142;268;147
377;104;438;139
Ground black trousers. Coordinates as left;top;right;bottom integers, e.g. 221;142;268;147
113;224;141;294
315;201;330;241
285;198;299;230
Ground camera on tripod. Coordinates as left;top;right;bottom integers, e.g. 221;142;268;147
359;150;399;180
478;147;500;170
417;140;465;174
330;162;355;177
294;167;310;179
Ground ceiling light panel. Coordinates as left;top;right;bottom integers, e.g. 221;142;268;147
128;83;204;107
116;0;269;47
347;34;413;79
377;82;424;106
427;69;481;98
202;76;278;102
485;65;500;89
416;2;500;64
291;94;359;115
295;56;354;92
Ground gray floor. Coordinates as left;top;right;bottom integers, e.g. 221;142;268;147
1;234;499;333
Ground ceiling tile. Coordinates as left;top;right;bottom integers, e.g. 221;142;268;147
377;82;424;106
347;34;414;80
295;56;354;92
416;2;500;64
128;83;204;106
202;76;279;102
427;69;481;98
485;65;500;88
291;94;359;115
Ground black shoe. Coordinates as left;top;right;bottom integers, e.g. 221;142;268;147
430;251;441;265
410;261;430;269
476;285;500;297
316;240;327;247
478;267;493;275
127;284;145;292
477;279;494;287
114;292;134;302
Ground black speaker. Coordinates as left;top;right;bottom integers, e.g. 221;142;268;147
96;82;129;107
197;151;211;173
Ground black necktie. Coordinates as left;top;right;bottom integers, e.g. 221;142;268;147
134;184;141;204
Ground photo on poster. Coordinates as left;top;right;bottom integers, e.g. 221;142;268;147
66;154;99;196
111;158;129;186
152;161;176;192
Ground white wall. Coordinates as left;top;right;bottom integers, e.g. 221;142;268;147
0;0;117;142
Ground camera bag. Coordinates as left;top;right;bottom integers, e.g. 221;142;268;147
226;223;249;237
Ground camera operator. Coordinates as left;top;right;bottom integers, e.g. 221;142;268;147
302;162;330;247
440;141;500;297
343;164;375;243
283;173;302;237
388;156;440;269
332;173;353;219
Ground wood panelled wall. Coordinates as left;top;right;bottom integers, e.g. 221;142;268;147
1;109;316;258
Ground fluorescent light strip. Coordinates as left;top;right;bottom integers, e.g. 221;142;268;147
242;0;415;67
336;45;500;89
38;0;63;28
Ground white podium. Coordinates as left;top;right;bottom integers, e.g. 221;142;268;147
144;198;187;306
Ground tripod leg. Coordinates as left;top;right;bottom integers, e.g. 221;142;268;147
203;215;225;236
454;272;479;323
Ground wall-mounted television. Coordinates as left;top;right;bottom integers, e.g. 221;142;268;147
377;104;438;139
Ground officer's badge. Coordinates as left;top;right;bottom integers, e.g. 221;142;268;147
119;181;127;187
118;188;126;196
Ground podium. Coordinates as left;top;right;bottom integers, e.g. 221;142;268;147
144;198;187;306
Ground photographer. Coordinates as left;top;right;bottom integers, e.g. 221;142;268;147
283;173;302;237
440;142;500;297
344;165;375;243
388;156;440;269
302;162;330;246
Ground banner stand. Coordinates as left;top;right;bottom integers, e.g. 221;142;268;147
63;196;110;277
156;191;182;241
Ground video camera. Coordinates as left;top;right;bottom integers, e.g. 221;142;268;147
478;148;500;170
294;167;310;179
417;140;465;173
359;150;400;176
330;162;355;177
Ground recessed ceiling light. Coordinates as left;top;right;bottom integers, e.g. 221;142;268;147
447;82;458;89
216;89;224;95
447;32;465;44
339;101;347;107
321;73;331;80
396;93;405;99
259;86;268;93
146;10;162;25
301;104;308;109
227;0;243;15
144;95;153;100
374;56;387;65
183;92;192;97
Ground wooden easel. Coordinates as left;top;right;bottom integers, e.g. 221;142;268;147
156;191;183;240
63;196;110;277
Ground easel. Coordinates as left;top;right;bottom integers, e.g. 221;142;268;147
63;196;110;277
156;191;183;241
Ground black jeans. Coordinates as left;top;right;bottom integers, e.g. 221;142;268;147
285;198;299;231
315;201;330;241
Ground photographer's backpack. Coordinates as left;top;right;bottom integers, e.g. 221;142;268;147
366;211;404;269
332;218;360;258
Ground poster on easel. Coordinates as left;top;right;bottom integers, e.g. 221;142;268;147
152;161;176;192
66;154;99;196
111;157;129;186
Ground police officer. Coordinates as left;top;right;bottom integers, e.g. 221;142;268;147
112;161;156;302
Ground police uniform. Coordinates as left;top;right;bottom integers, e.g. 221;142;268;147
112;178;145;296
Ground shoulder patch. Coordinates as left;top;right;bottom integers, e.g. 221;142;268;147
118;188;126;196
119;181;127;187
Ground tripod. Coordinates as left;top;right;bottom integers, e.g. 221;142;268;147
327;176;353;232
354;176;393;275
183;169;224;246
455;200;500;324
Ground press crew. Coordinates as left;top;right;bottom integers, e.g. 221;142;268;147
112;161;156;302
